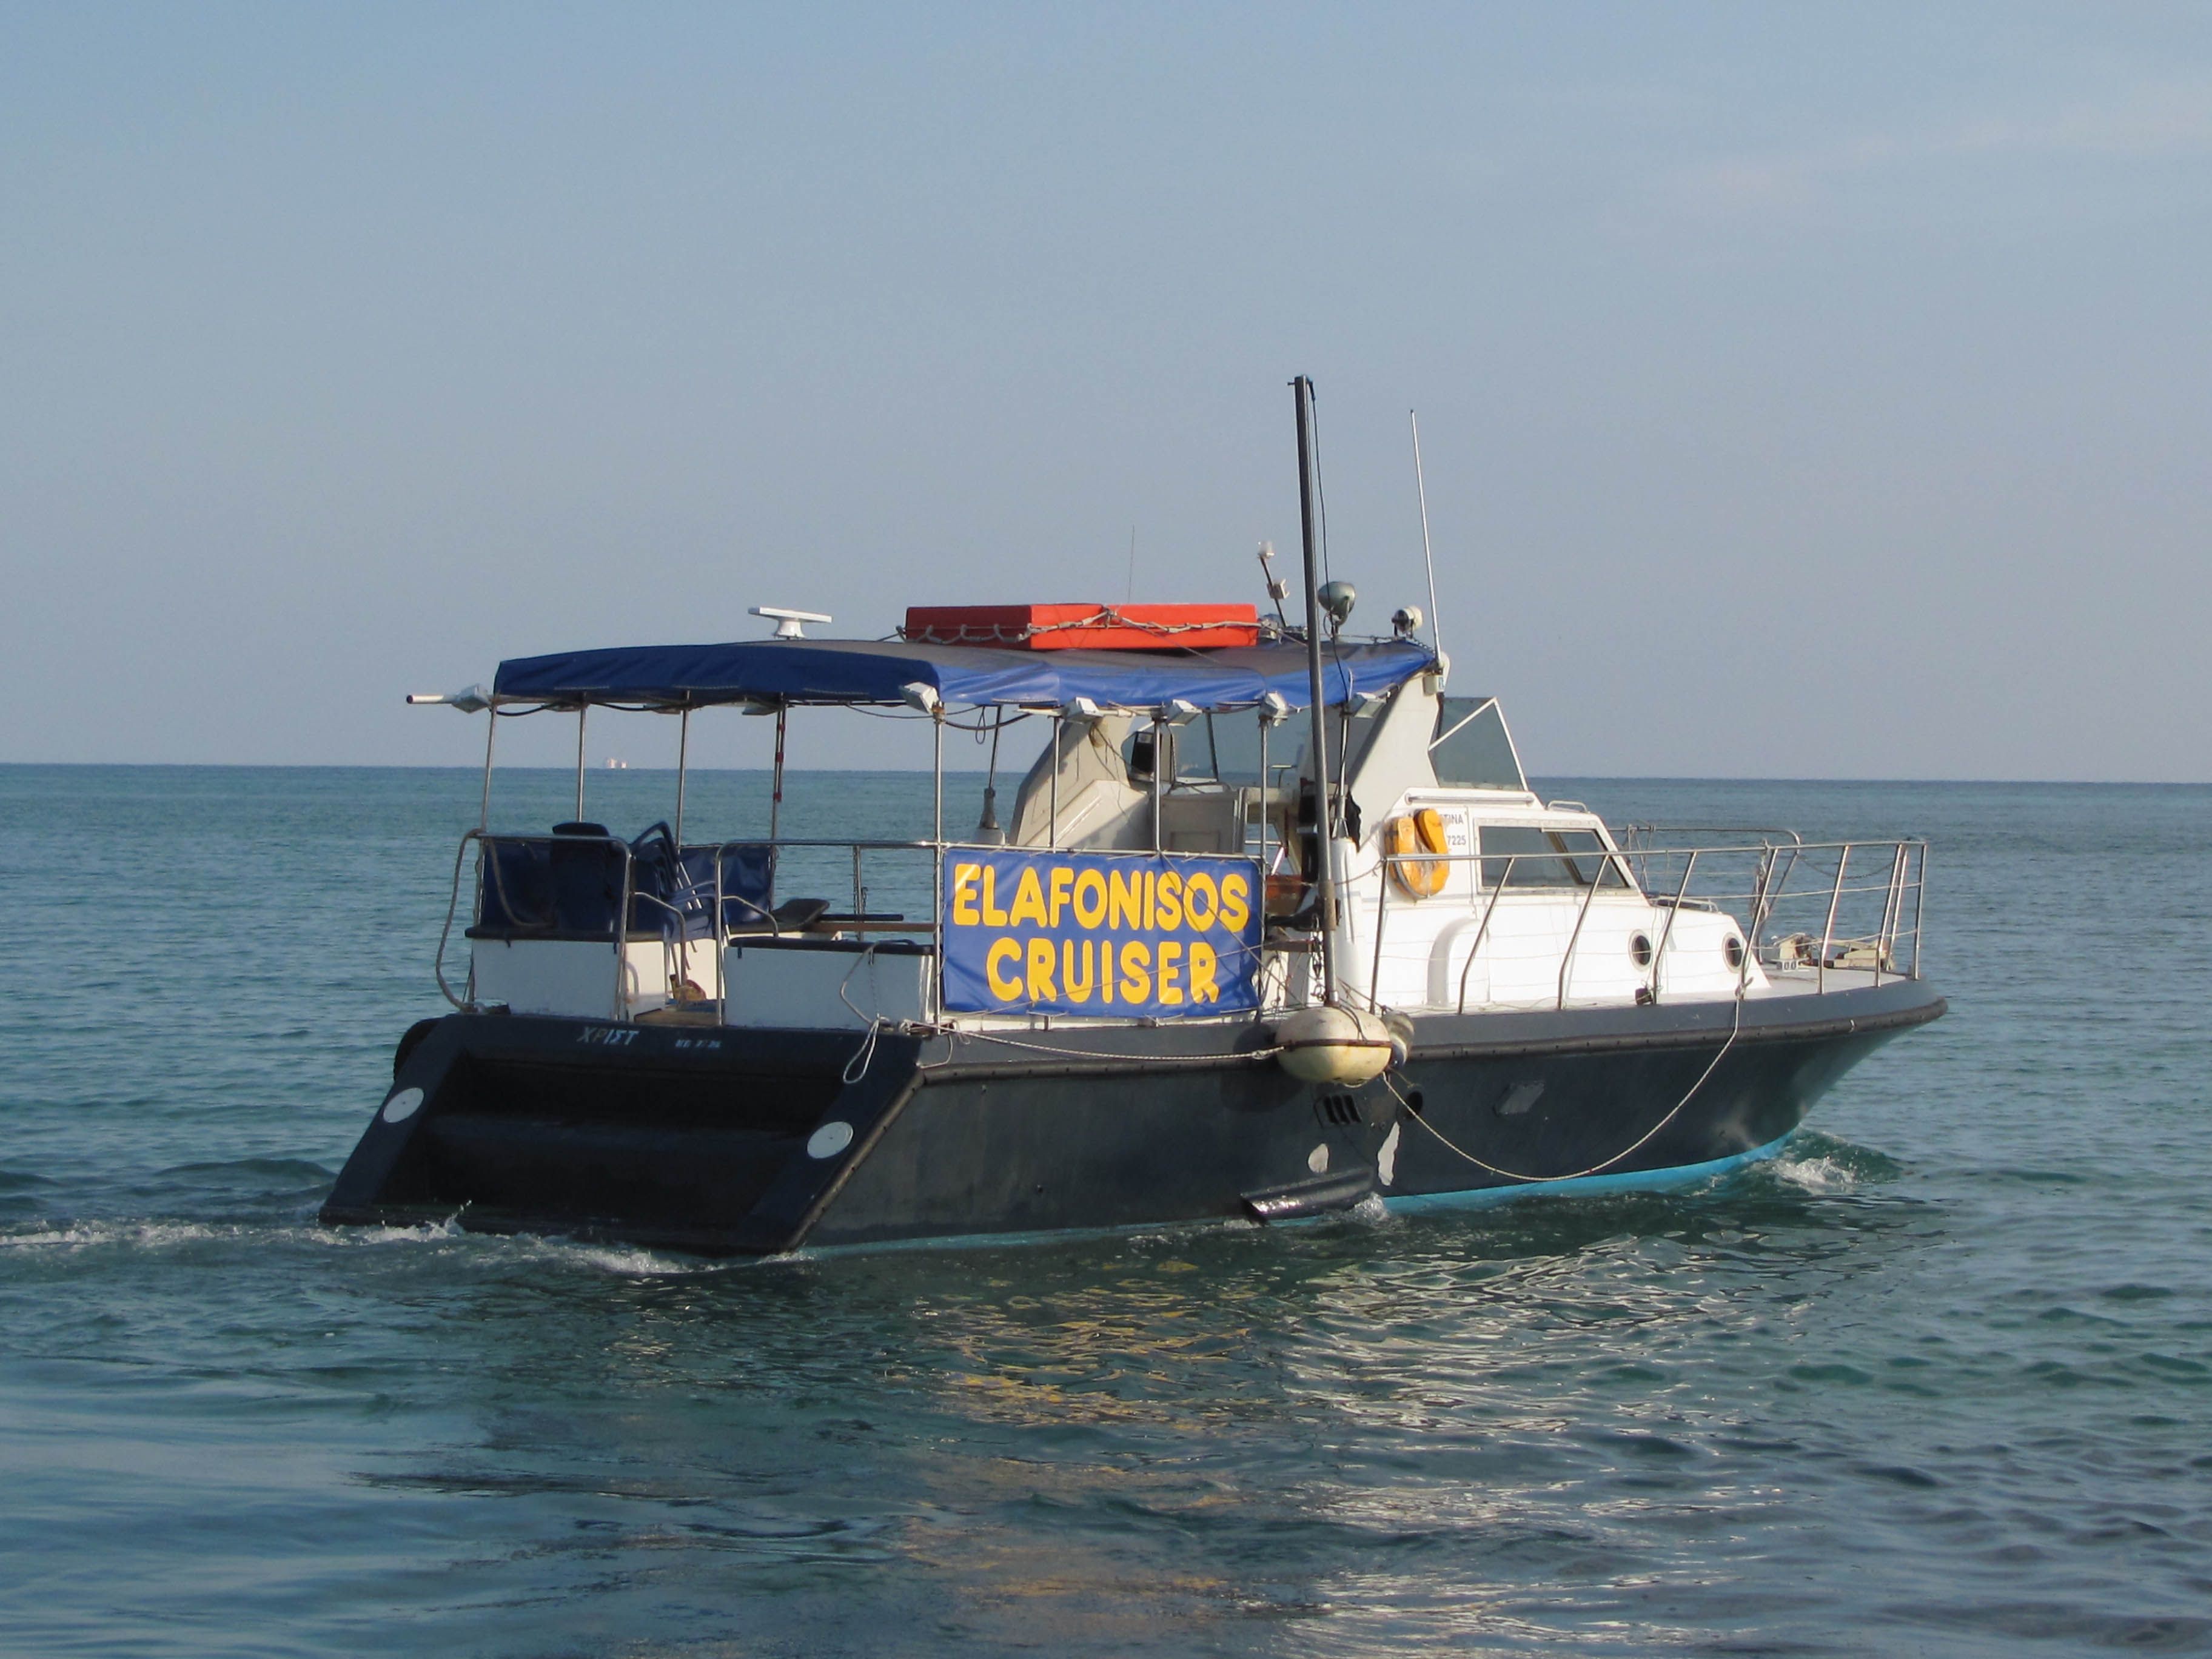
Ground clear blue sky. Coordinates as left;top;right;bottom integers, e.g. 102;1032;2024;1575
4;3;2207;778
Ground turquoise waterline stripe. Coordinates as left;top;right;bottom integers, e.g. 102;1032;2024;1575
1379;1131;1795;1216
780;1133;1799;1261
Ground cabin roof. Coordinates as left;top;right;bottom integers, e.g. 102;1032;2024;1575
491;635;1436;714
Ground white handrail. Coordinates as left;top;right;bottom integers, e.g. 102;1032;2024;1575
1361;837;1925;1014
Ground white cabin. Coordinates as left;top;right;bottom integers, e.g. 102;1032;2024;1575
989;674;1762;1020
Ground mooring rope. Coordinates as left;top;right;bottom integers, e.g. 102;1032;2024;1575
838;945;886;1084
1382;990;1748;1185
925;1027;1284;1067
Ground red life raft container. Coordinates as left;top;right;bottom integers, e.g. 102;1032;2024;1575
902;603;1262;651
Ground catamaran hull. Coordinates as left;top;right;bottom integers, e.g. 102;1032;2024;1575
320;981;1945;1255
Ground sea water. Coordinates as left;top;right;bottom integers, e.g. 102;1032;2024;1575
2;766;2207;1657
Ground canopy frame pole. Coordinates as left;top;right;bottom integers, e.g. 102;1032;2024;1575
931;711;945;1024
674;707;690;844
574;706;587;822
1048;715;1061;849
1256;711;1269;873
1150;712;1164;851
478;708;497;832
1293;374;1339;1005
770;706;787;842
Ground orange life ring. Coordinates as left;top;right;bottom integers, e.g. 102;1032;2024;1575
1387;808;1449;898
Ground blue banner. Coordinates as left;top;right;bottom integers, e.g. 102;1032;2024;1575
939;849;1264;1017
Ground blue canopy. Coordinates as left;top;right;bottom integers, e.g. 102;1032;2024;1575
492;637;1435;714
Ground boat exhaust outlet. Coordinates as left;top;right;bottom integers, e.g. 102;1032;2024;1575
1242;1167;1377;1222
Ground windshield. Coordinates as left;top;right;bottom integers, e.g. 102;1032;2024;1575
1432;698;1526;791
1478;825;1628;888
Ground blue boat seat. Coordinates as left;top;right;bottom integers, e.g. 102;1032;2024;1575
726;896;832;936
471;825;782;942
635;833;781;940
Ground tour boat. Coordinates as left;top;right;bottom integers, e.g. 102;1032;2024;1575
322;383;1944;1254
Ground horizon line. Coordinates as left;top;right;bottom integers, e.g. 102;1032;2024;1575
1;760;2205;788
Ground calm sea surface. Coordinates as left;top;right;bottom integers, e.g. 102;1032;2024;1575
3;766;2208;1657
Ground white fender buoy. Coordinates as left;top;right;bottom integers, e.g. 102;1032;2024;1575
1276;1005;1395;1086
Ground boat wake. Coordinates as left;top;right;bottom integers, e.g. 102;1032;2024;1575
0;1219;243;1253
495;1233;736;1277
0;1208;726;1282
1760;1130;1903;1196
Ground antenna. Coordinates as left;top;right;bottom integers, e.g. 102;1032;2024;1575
751;605;831;639
1255;541;1290;629
1410;410;1445;680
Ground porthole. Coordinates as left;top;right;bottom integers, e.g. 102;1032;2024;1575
1723;934;1745;969
1629;932;1653;968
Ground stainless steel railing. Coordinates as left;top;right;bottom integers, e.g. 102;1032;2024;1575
438;830;979;1021
1362;837;1926;1013
1623;838;1928;990
436;829;642;1019
436;823;1922;1025
439;830;951;1017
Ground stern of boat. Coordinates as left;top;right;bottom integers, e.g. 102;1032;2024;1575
320;1012;924;1255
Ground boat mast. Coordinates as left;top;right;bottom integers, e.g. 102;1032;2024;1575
1293;375;1338;1005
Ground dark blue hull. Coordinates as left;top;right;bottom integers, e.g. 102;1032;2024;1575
320;982;1945;1255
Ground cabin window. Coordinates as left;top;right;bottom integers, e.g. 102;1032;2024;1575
1431;699;1527;791
1478;825;1628;889
1122;725;1219;787
1175;720;1224;786
1124;727;1163;785
1203;702;1393;792
1168;713;1296;788
1200;714;1260;784
1335;700;1388;776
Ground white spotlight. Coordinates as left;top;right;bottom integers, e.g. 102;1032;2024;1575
406;684;492;714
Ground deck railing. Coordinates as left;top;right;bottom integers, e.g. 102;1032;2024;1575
436;829;640;1017
1366;837;1927;1012
438;831;951;1019
440;826;1926;1024
1620;835;1928;991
